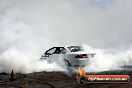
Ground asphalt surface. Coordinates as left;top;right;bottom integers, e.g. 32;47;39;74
0;70;132;88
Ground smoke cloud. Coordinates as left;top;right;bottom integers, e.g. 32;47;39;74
83;44;132;72
0;0;132;73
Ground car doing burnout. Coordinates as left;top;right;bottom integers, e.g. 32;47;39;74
40;46;95;68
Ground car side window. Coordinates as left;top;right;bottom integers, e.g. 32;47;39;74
45;47;65;55
61;49;66;54
46;48;56;55
53;47;64;54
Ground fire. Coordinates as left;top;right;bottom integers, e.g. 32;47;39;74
77;66;86;76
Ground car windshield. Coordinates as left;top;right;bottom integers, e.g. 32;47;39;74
67;46;83;52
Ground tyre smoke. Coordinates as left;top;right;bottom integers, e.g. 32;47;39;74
83;44;132;72
0;0;132;73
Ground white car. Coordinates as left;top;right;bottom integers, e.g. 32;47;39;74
40;46;95;68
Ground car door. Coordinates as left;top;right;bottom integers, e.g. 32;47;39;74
43;47;57;63
41;47;65;64
49;47;66;64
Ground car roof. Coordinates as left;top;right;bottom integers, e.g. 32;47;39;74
67;46;81;47
52;47;65;48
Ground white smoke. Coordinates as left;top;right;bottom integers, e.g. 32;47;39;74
0;0;132;73
83;44;132;72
